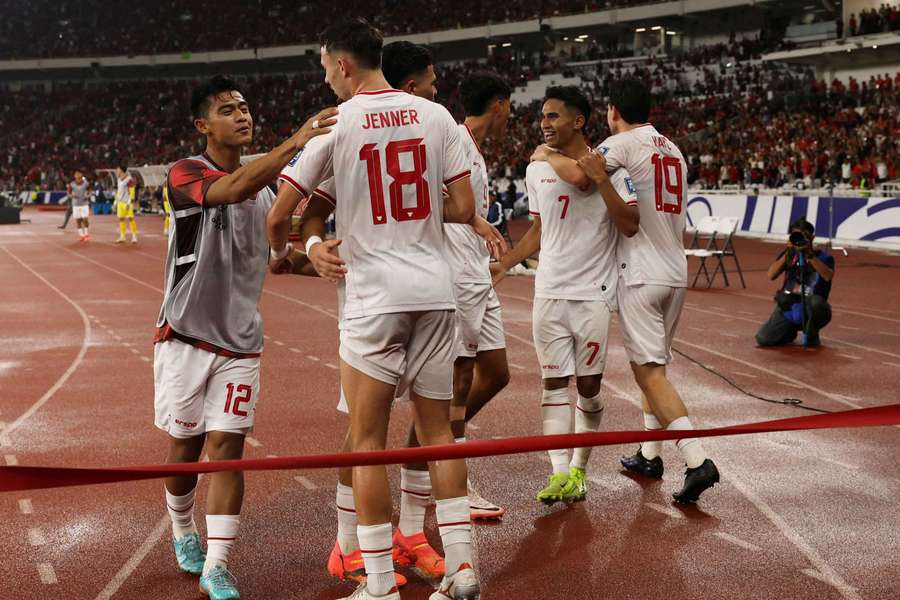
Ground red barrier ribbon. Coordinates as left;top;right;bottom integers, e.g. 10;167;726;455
2;403;898;493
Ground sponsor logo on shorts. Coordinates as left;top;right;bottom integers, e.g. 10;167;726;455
175;419;198;429
542;364;561;370
467;343;478;350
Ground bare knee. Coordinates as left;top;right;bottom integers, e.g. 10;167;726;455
575;374;603;398
206;431;245;460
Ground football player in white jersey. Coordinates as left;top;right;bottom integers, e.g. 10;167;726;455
266;19;505;600
443;71;513;520
493;86;639;505
545;78;720;504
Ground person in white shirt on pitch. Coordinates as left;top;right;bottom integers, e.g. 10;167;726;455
544;78;720;504
493;86;639;506
266;19;505;600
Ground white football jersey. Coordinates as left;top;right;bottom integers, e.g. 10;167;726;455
116;175;134;204
597;124;688;287
280;89;470;319
444;124;490;284
525;160;636;304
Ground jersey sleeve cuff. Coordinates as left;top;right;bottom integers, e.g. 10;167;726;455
443;170;471;186
313;187;337;206
278;174;309;198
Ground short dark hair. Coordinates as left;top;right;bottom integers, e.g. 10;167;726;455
117;164;127;172
382;42;433;89
608;78;651;124
545;85;592;122
320;18;383;71
191;76;243;120
460;71;511;116
790;217;815;238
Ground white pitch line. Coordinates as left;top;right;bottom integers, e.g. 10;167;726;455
4;454;18;465
129;348;140;355
307;355;320;362
263;334;271;340
645;502;684;519
0;244;92;443
294;475;317;490
93;515;169;600
37;563;58;585
801;568;860;596
839;325;860;331
27;528;46;546
467;423;480;431
289;347;301;353
882;361;900;368
732;372;758;378
881;332;900;337
779;382;805;388
18;499;33;514
325;363;338;370
509;363;526;370
246;436;262;448
141;356;151;362
714;532;761;552
122;342;132;347
836;354;861;360
274;340;285;346
688;326;704;332
720;332;740;338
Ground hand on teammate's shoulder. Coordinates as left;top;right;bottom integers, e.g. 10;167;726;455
292;107;339;150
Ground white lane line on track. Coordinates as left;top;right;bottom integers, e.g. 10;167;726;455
779;382;806;389
839;325;860;331
688;326;704;332
129;348;140;355
307;355;320;362
93;515;169;600
881;332;899;337
645;502;684;519
289;347;301;353
882;361;900;368
837;354;861;360
19;499;33;514
714;532;761;552
37;563;58;585
266;454;278;458
246;437;262;448
5;454;18;465
801;568;859;595
122;342;132;347
274;340;285;346
27;528;46;546
0;244;92;444
733;372;758;378
325;363;338;370
509;363;526;370
500;305;863;599
141;356;151;362
264;335;271;340
720;332;741;338
294;476;317;490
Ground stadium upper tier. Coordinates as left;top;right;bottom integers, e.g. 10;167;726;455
2;48;896;194
2;0;759;60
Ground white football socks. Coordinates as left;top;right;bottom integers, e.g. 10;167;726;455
165;486;198;539
436;497;472;574
541;388;571;474
668;416;707;469
641;412;663;460
398;467;431;536
571;392;604;470
204;514;239;575
335;482;359;554
357;523;395;596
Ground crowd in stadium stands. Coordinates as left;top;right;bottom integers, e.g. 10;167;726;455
2;0;656;59
2;45;898;194
848;4;900;37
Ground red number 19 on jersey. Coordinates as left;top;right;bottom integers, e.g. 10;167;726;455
651;153;683;215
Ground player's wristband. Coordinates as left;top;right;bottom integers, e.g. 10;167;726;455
270;243;293;261
305;235;323;255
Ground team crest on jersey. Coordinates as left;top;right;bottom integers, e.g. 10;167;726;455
625;177;636;195
287;148;304;167
598;146;610;155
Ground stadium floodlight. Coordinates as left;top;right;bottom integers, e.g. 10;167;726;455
502;42;512;47
651;26;662;31
635;27;646;32
666;31;677;35
872;45;878;49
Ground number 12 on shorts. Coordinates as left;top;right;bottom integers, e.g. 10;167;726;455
224;383;252;416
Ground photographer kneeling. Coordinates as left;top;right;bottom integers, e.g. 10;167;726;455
756;218;835;347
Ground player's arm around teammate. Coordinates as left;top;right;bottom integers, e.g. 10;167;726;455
577;150;640;237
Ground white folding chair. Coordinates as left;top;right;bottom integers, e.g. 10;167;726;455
684;216;746;288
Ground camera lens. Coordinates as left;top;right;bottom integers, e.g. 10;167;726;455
789;231;807;246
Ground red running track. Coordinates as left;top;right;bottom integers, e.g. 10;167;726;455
2;209;899;600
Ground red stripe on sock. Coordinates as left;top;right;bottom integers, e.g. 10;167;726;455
541;402;570;407
437;520;471;528
336;504;356;513
360;547;393;554
401;487;430;498
207;537;236;541
575;405;604;414
166;503;194;513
